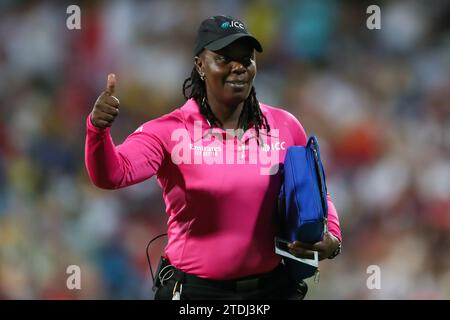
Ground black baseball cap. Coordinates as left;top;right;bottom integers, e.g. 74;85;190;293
193;15;263;56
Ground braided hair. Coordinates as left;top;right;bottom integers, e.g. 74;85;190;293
182;67;270;139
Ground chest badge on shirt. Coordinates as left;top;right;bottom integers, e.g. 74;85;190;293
170;121;286;175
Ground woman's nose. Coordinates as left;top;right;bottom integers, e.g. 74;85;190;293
231;61;246;74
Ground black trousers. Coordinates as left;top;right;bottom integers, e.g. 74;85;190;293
154;263;307;300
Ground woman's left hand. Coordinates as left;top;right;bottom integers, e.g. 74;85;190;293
288;232;340;260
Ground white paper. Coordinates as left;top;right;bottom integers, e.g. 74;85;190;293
275;246;319;268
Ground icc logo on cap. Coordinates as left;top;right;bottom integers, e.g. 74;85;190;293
221;20;245;30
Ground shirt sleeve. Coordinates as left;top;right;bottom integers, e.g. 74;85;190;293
326;195;342;242
84;113;166;189
284;109;343;242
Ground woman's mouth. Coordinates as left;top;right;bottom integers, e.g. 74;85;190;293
226;81;248;89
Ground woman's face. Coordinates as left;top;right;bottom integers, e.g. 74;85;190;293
195;38;256;106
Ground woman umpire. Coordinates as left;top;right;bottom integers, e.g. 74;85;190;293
85;15;342;300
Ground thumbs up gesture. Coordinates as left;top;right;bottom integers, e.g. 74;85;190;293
91;74;120;128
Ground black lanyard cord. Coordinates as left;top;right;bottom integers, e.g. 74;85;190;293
146;233;167;283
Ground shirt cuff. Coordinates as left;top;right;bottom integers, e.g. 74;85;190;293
86;112;109;135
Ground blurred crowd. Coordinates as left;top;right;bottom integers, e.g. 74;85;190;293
0;0;449;299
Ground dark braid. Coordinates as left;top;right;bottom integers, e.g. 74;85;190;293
182;67;270;139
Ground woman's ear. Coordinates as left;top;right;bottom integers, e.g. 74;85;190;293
194;56;205;80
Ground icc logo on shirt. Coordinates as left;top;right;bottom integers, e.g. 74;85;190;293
261;142;286;152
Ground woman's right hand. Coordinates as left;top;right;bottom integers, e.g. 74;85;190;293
91;73;120;129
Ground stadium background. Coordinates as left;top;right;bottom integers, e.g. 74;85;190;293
0;0;449;299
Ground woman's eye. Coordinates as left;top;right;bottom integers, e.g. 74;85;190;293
216;56;229;63
215;55;253;65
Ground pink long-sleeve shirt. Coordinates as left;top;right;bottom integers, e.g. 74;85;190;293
85;98;341;280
